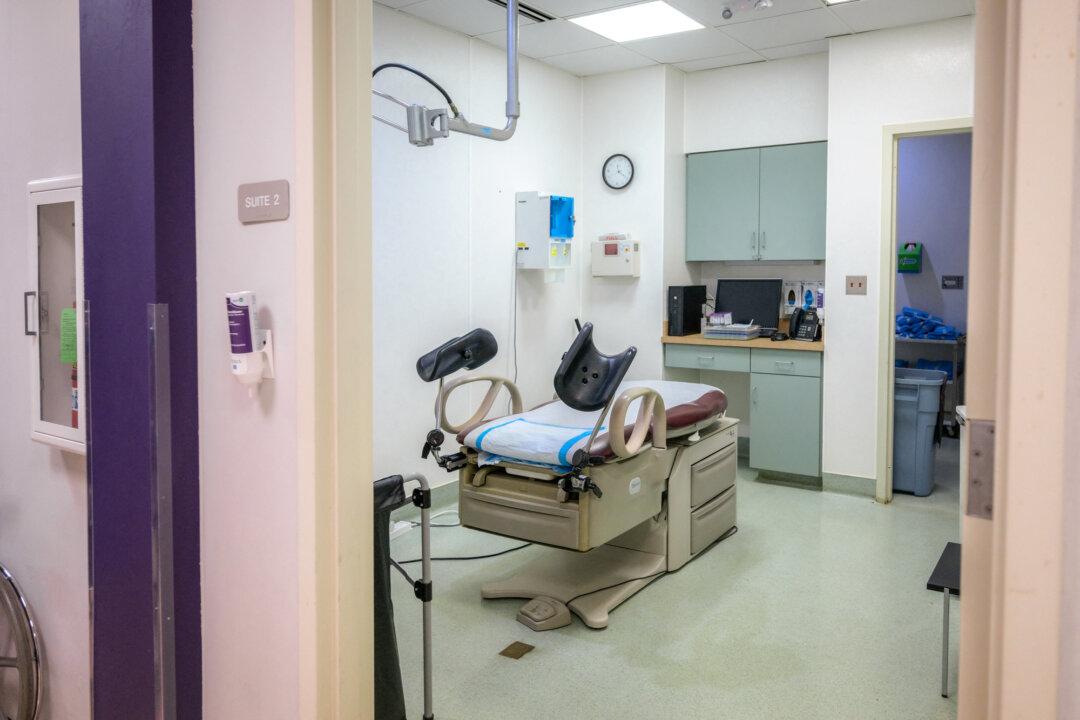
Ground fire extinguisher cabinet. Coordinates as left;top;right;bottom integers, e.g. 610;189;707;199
26;175;86;454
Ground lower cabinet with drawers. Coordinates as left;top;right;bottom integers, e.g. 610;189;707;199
665;343;823;478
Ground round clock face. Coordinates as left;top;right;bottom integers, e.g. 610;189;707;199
602;154;634;190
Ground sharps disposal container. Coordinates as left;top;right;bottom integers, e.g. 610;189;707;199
893;367;947;496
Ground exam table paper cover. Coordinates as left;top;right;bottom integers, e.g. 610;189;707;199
460;381;726;470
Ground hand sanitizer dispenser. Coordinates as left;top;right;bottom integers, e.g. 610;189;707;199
226;291;274;396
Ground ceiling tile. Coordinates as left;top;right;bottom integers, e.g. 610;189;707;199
624;27;748;64
758;38;828;60
403;0;535;37
721;7;849;50
477;19;611;58
666;0;822;28
626;27;751;64
827;0;972;34
543;44;656;76
676;50;765;72
525;0;642;18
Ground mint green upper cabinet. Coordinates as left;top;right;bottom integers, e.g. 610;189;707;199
758;142;827;261
686;148;760;261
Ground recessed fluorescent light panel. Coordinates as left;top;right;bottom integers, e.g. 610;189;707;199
824;0;859;4
570;1;704;43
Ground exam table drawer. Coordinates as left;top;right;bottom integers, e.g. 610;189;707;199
460;483;582;550
690;441;737;509
459;450;667;552
750;348;822;377
665;345;749;372
690;485;736;555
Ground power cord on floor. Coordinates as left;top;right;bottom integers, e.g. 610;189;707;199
390;557;415;585
564;525;739;605
394;542;534;566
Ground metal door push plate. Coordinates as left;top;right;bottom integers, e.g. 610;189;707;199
966;419;995;520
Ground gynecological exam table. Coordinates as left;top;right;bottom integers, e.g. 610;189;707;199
417;323;739;630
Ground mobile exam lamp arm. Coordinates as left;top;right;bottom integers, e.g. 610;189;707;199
372;0;520;146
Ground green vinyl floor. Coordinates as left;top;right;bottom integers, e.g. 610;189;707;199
388;439;962;720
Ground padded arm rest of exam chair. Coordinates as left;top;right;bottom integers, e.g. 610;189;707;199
607;387;666;459
436;375;523;435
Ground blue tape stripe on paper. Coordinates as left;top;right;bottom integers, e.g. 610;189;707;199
474;418;521;452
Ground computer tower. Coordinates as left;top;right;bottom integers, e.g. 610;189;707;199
668;285;707;336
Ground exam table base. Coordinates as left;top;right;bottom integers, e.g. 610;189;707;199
466;417;740;630
481;545;667;629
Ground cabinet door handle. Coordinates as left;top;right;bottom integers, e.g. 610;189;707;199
23;291;36;336
751;231;757;254
752;385;758;405
761;231;767;250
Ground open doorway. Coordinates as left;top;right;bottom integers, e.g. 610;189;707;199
878;120;973;505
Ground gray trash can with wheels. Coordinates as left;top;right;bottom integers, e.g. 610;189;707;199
893;367;947;496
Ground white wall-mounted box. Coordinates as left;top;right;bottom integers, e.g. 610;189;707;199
591;233;640;277
515;191;575;272
26;175;85;454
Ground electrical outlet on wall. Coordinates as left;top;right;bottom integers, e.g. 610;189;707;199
846;275;867;295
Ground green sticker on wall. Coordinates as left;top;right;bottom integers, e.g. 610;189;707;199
60;308;77;364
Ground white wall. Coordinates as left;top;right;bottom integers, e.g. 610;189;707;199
580;65;677;380
672;54;831;438
0;2;90;718
823;18;974;479
193;1;302;716
684;53;829;154
662;67;691;294
372;6;583;484
682;54;830;304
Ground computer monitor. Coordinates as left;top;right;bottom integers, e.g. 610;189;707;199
714;278;782;331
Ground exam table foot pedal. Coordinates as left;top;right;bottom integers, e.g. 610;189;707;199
517;596;572;631
482;545;666;630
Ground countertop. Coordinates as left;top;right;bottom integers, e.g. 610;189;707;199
662;322;824;353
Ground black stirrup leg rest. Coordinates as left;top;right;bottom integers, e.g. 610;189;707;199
553;323;636;412
416;328;498;383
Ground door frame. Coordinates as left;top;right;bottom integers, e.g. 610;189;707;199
301;0;374;717
875;117;973;503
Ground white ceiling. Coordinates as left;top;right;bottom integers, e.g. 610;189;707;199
376;0;975;77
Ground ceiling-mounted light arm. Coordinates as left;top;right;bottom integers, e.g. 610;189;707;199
447;0;520;141
371;0;520;146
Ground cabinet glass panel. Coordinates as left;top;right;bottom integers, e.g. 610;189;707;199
36;200;79;429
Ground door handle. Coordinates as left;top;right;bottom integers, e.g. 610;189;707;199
761;231;767;251
752;386;758;405
23;291;36;336
751;231;757;255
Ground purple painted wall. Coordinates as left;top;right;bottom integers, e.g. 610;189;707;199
894;132;973;330
80;0;200;717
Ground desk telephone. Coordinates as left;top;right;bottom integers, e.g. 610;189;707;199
789;307;822;342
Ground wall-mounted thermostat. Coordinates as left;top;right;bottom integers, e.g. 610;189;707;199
591;233;640;278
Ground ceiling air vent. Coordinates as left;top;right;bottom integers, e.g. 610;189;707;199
486;0;555;23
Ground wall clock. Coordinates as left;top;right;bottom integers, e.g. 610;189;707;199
602;153;634;190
